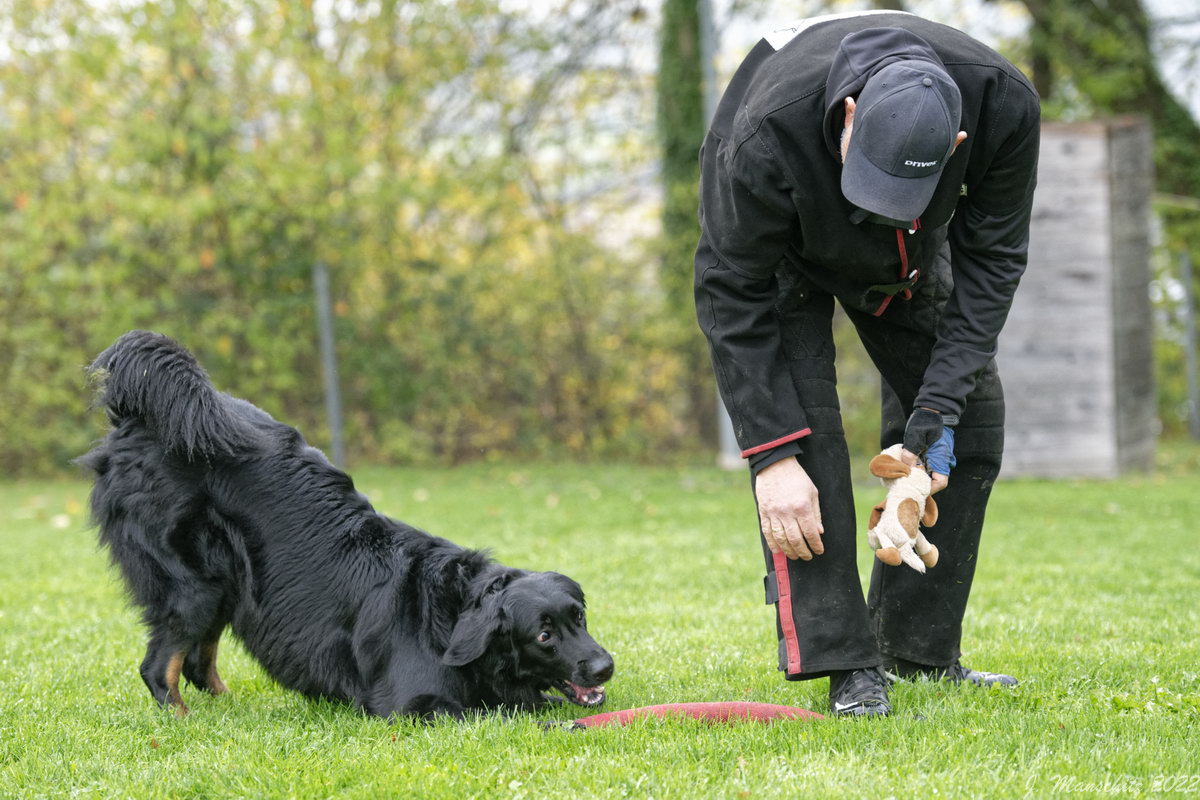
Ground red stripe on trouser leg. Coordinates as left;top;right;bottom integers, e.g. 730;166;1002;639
772;551;802;674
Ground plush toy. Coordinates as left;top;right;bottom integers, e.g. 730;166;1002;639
866;444;940;573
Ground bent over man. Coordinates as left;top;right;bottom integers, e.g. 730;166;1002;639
694;11;1039;716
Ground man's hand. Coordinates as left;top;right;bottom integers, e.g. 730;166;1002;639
755;458;824;560
902;408;954;494
898;448;948;493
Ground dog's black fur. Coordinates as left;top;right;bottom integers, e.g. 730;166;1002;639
78;331;613;719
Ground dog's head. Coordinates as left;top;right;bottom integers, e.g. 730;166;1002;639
442;570;614;707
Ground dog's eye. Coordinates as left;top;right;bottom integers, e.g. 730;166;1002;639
575;611;585;626
537;631;552;644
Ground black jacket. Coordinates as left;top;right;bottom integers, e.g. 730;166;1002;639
694;14;1039;465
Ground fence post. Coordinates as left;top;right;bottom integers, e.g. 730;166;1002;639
1182;251;1200;440
313;261;345;467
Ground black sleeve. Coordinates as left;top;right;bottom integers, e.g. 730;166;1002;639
695;127;813;460
748;440;803;475
916;85;1041;416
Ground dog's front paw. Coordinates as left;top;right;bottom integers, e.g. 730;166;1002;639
404;694;466;723
537;719;586;732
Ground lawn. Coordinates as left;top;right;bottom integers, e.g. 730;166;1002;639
2;450;1198;799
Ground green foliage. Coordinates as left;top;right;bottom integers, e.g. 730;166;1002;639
1016;0;1200;200
0;0;678;473
3;457;1200;796
1150;206;1200;437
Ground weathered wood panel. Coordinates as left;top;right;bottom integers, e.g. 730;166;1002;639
1107;119;1156;471
996;119;1155;478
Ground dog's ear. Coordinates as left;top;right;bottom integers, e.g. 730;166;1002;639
443;573;515;667
869;453;910;479
923;495;938;527
545;571;585;605
442;595;507;667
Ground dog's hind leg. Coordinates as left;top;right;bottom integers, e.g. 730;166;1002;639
164;651;188;716
401;694;466;723
140;634;190;717
183;637;229;696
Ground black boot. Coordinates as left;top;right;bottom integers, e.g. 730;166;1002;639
828;666;891;717
887;657;1018;687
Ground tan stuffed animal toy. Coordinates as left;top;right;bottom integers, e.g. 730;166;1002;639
866;444;940;573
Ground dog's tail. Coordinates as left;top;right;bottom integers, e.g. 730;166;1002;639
87;330;253;459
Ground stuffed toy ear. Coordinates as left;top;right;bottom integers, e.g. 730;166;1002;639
923;495;939;527
868;502;885;530
869;453;910;479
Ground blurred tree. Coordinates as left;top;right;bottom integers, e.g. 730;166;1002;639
0;0;680;473
658;0;717;447
1014;0;1200;199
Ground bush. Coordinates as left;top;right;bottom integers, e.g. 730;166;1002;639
0;0;693;474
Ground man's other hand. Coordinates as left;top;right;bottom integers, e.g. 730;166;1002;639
899;448;949;494
755;458;824;560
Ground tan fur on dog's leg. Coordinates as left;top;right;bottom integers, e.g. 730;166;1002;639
923;495;938;527
202;641;228;696
869;454;911;479
897;498;921;539
165;652;190;718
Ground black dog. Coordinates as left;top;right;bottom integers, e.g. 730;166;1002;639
78;331;613;719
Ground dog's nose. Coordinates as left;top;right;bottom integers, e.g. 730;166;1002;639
585;653;614;684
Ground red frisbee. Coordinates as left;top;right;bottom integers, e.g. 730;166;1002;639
568;701;824;728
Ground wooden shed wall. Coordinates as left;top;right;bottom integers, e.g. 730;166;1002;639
997;119;1155;478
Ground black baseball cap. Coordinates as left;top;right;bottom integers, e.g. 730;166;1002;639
841;61;962;221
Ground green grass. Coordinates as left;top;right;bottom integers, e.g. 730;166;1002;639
2;450;1199;799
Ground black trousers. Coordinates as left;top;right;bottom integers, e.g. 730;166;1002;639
757;247;1005;677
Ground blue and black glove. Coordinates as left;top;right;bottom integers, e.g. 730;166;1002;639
923;426;956;477
903;408;958;476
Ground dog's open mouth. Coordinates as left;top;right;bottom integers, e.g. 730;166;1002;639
556;680;606;707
